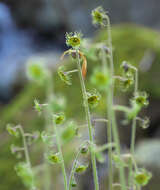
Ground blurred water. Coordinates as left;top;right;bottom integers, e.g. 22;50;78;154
0;3;32;101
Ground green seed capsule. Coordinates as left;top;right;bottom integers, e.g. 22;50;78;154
58;66;72;85
134;169;152;186
6;124;19;138
75;164;88;173
53;113;65;125
45;152;61;164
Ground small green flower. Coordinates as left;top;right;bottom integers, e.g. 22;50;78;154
75;164;88;173
71;176;77;187
15;162;35;188
34;99;42;113
45;152;61;164
58;66;72;85
90;67;110;90
91;6;107;27
134;169;152;186
121;74;134;91
27;60;47;83
53;113;65;125
121;61;130;73
7;124;19;138
80;146;88;155
87;90;101;108
139;117;150;129
65;32;82;48
134;92;149;107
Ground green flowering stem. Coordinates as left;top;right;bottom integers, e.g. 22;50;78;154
76;50;99;190
101;47;113;190
113;105;130;113
129;68;138;187
19;126;31;167
66;69;78;74
105;15;127;190
43;73;54;190
92;118;108;123
53;122;68;190
68;141;89;190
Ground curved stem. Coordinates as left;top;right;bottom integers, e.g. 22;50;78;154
68;141;89;190
76;50;99;190
43;74;53;190
19;126;31;167
54;123;68;190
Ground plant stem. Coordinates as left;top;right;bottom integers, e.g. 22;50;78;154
19;126;34;190
68;141;89;190
106;15;127;190
129;69;138;187
44;74;53;190
76;50;99;190
54;122;68;190
101;48;113;190
113;105;130;113
19;126;31;167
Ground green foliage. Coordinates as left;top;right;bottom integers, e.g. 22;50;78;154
15;162;35;188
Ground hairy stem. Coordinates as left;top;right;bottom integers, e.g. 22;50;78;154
129;69;138;187
54;123;68;190
106;15;127;190
101;48;113;190
76;50;99;190
68;141;89;190
19;126;31;167
44;74;53;190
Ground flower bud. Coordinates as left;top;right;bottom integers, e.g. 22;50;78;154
75;164;88;173
80;146;88;155
45;152;61;164
53;113;65;125
58;66;72;85
7;124;19;138
87;90;101;108
134;92;149;108
91;6;107;27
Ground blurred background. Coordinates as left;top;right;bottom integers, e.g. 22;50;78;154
0;0;160;189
